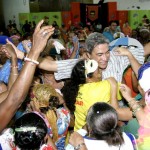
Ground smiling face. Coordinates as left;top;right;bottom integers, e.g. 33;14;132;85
90;43;110;69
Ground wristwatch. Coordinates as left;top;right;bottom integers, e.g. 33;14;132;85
74;143;85;150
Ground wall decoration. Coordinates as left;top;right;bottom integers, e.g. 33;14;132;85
87;5;98;21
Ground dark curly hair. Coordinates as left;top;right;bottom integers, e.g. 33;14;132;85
13;112;47;150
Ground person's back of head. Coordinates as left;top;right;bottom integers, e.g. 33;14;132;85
13;112;47;150
86;102;124;146
85;32;109;54
139;28;150;46
31;84;59;142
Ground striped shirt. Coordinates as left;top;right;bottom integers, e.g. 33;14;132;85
54;47;144;82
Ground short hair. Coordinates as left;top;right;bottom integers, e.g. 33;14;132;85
85;32;109;54
86;102;124;146
109;20;118;26
13;112;47;149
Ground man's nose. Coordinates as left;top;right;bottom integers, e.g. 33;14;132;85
102;54;107;61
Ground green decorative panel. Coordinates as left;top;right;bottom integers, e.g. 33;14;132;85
19;12;62;28
128;10;150;29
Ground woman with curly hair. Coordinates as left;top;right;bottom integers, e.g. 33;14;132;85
29;84;70;150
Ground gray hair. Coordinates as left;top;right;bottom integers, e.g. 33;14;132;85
85;32;109;53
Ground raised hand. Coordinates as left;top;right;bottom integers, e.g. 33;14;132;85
31;20;55;54
1;44;17;59
22;40;32;53
6;38;24;59
119;84;133;101
114;47;131;56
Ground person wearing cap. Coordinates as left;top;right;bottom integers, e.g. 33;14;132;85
62;59;132;131
119;62;150;150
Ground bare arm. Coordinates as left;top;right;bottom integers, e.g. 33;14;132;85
131;71;139;93
120;84;145;123
12;49;58;72
70;41;79;59
114;47;142;78
107;77;132;121
0;44;18;103
38;57;58;72
0;20;54;132
69;132;88;150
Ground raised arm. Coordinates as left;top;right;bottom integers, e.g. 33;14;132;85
120;84;145;123
0;20;54;132
10;45;58;72
0;44;18;103
114;47;142;78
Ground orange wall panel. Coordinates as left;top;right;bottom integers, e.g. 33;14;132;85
117;11;128;29
107;2;117;22
71;2;81;26
61;11;71;29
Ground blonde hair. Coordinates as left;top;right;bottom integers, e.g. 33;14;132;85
31;84;59;142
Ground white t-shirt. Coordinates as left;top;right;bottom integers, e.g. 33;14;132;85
84;132;134;150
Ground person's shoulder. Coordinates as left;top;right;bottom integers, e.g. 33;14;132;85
103;27;110;32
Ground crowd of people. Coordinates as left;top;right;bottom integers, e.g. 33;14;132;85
0;16;150;150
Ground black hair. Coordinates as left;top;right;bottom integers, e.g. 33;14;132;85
109;20;118;26
87;102;124;146
62;60;86;112
138;29;150;46
13;112;47;150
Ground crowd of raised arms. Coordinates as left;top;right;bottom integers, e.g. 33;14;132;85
0;16;150;150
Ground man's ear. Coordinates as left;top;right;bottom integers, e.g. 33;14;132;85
86;52;91;59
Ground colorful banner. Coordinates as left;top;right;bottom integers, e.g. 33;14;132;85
87;5;98;21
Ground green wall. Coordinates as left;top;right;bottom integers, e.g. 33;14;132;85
19;12;62;28
128;10;150;29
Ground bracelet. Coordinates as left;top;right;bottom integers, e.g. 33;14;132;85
132;104;142;117
23;53;27;60
24;57;39;65
74;143;85;150
11;65;18;68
